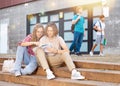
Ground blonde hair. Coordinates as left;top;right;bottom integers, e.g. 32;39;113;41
31;23;44;42
75;6;83;13
45;22;58;36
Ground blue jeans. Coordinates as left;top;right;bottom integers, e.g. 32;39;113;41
13;46;38;75
69;31;84;53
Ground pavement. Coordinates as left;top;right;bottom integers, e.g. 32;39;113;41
71;54;120;63
0;81;30;86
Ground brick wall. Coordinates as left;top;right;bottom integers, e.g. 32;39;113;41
104;0;120;54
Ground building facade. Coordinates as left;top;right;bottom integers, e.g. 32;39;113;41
0;0;120;55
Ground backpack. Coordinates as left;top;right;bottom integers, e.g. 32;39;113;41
71;24;75;33
93;21;98;32
71;15;80;33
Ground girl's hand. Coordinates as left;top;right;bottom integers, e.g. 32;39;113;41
33;42;39;46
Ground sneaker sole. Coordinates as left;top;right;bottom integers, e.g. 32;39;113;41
71;76;85;80
47;76;55;80
15;74;21;77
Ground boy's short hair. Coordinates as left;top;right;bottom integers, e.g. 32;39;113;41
99;15;105;19
75;6;82;13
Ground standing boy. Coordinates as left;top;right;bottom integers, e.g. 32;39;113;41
90;15;105;56
69;7;85;56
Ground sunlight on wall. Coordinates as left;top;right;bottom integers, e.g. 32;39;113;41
108;0;116;10
65;0;101;5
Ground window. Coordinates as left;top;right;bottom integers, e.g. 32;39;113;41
64;12;74;20
84;19;88;29
50;14;59;22
64;21;72;30
40;16;48;23
83;30;88;40
30;16;37;24
30;25;35;33
80;42;88;52
82;10;88;17
64;32;73;41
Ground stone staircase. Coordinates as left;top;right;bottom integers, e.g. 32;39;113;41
0;55;120;86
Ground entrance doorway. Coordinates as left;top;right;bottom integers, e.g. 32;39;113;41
27;3;102;54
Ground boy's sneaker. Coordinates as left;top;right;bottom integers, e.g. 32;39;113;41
99;52;104;56
46;69;55;80
74;52;82;56
71;69;85;80
89;51;93;56
70;51;73;55
15;71;21;77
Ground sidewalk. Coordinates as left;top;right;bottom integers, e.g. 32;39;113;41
71;54;120;63
0;54;120;63
0;81;29;86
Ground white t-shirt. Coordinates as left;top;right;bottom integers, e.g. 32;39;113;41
95;20;105;35
39;36;66;56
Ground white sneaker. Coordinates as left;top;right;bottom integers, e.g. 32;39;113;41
46;69;55;80
15;71;21;77
89;51;93;56
71;69;85;80
10;69;15;74
99;52;104;56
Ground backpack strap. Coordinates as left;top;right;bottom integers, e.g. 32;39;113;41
98;21;103;38
98;21;102;29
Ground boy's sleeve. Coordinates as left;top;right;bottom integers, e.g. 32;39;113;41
59;36;67;47
95;21;99;27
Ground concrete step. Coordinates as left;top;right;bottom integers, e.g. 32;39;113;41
0;58;10;63
0;81;29;86
74;60;120;71
0;55;15;59
0;71;119;86
0;63;3;70
35;67;120;83
0;58;120;83
0;58;120;71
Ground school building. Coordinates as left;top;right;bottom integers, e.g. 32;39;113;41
0;0;120;55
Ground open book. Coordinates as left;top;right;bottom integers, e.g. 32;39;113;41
40;44;55;56
40;44;52;52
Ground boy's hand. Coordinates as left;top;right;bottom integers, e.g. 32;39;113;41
46;47;57;53
98;29;102;32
